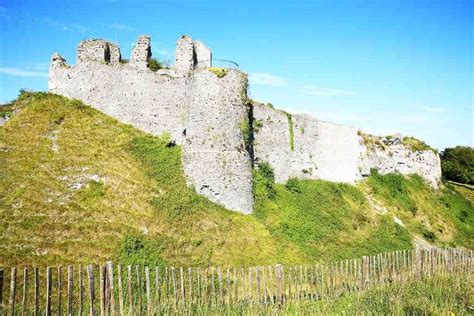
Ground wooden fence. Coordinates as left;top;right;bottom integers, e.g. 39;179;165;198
0;247;472;315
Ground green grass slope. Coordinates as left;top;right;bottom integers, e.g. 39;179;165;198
1;92;472;267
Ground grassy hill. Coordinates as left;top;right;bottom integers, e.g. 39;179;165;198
1;92;472;267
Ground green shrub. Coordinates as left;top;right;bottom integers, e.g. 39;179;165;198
285;178;302;194
254;162;276;199
147;58;163;71
441;146;474;184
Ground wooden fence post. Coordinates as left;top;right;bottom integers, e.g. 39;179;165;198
145;267;151;315
127;266;133;315
226;269;231;306
22;268;28;316
99;266;104;316
188;267;194;304
0;269;3;316
86;265;95;316
106;262;116;315
248;267;253;303
155;267;161;310
46;267;52;316
57;266;62;316
179;267;185;306
171;267;177;308
275;265;283;305
34;268;39;316
67;266;73;316
78;266;83;316
136;266;142;314
8;268;16;316
117;265;124;316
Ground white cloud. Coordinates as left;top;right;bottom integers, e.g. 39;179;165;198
399;114;431;123
421;106;448;113
302;85;355;96
0;6;9;19
153;48;170;56
109;23;134;31
33;63;50;71
41;17;88;34
249;73;289;87
0;67;48;77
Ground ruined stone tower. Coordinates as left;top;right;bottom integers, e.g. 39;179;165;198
49;34;442;214
49;35;254;214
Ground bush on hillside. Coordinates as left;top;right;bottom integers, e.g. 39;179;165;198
440;146;474;184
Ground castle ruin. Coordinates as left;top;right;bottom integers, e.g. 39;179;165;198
49;35;442;214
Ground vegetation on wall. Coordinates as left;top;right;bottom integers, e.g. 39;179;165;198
440;146;474;185
208;67;228;78
402;136;438;154
147;58;163;71
285;112;295;151
239;118;250;150
358;131;385;151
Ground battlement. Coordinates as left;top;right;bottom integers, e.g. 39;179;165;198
49;34;442;214
52;34;213;76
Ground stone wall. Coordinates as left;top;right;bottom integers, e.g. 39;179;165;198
49;35;253;213
253;103;362;184
358;135;441;188
253;103;441;187
49;34;442;214
183;70;253;213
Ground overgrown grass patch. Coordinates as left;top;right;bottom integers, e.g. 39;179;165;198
362;171;473;249
253;166;412;262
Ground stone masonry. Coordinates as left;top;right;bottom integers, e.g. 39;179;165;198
49;35;442;214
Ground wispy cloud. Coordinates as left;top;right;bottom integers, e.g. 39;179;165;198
41;17;88;34
399;114;431;123
33;62;50;71
421;106;449;113
109;23;134;31
0;6;9;19
153;48;170;56
302;85;355;96
0;67;48;77
249;73;289;87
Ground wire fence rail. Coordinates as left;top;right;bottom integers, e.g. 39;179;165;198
0;247;472;315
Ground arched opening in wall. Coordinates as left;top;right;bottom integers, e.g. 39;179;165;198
104;44;111;64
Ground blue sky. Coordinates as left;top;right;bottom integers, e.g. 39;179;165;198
0;0;472;150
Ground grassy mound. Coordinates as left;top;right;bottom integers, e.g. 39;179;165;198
0;92;472;267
